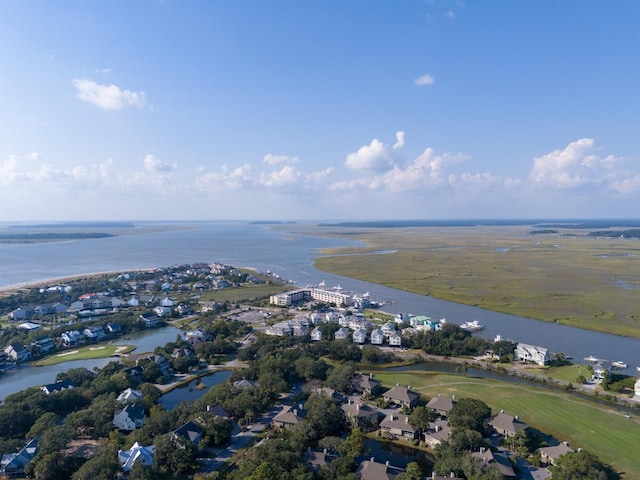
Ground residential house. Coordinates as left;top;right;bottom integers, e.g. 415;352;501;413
310;326;323;341
185;329;207;344
147;354;170;377
380;413;417;440
160;297;174;307
41;379;77;395
106;323;122;334
306;449;338;473
540;442;575;466
117;388;144;405
353;373;382;396
83;326;106;341
18;322;41;331
0;438;38;479
427;394;456;417
293;324;310;336
154;305;172;317
352;327;367;344
316;387;346;404
4;343;31;363
422;419;452;447
341;400;380;427
9;307;32;321
118;442;155;473
489;411;528;438
265;322;293;336
381;322;396;336
31;336;55;353
370;328;384;345
205;405;230;418
383;385;420;408
113;404;146;431
139;315;161;328
515;343;550;366
69;300;87;312
123;366;144;383
233;378;258;390
471;448;516;479
273;404;307;428
357;458;404;480
388;332;402;347
172;421;203;446
592;361;611;383
61;330;83;346
334;327;350;340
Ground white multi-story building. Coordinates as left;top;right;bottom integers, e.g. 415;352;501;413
515;343;549;366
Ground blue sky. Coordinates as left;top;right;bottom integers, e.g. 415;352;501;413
1;0;639;221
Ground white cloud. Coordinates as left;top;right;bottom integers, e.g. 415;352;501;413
263;153;300;165
72;78;147;111
392;131;405;150
144;154;177;173
610;175;640;195
345;138;392;171
529;138;622;189
414;74;435;86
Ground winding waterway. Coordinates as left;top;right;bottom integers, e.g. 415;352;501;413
1;221;639;395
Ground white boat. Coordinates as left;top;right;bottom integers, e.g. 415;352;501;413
583;355;600;363
460;320;484;332
636;366;640;373
611;361;628;369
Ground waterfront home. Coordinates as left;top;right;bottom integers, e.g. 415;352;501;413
172;421;203;446
370;328;384;345
539;442;574;466
4;343;31;363
352;327;367;344
0;438;38;479
380;413;417;440
515;343;550;366
83;326;106;341
357;458;404;480
185;329;207;344
61;330;84;346
113;404;145;431
118;442;154;473
139;314;161;328
334;327;350;340
422;419;452;447
117;388;144;405
383;385;420;408
427;394;456;417
489;411;528;438
41;379;77;395
592;361;612;382
31;336;55;353
154;305;172;317
353;373;382;396
106;323;122;334
341;400;380;427
272;404;307;429
388;332;402;347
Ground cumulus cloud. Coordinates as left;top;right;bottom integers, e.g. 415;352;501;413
345;131;406;171
72;78;146;110
392;131;405;150
263;153;300;165
414;74;435;86
529;138;622;189
334;146;468;192
144;154;177;173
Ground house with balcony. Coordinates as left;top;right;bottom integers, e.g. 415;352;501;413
388;332;402;347
489;411;529;438
4;343;31;363
370;328;384;345
31;336;55;354
383;385;420;408
380;413;417;440
118;442;154;473
113;404;146;431
0;438;38;479
352;327;367;344
62;330;84;346
334;327;350;340
515;343;550;366
83;326;106;341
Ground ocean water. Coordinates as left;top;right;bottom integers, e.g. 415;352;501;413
1;221;640;373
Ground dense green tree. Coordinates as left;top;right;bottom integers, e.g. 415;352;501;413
325;363;356;394
26;452;85;480
550;450;619;480
448;398;491;433
27;412;59;439
305;393;346;438
70;444;121;480
153;434;198;476
408;406;435;431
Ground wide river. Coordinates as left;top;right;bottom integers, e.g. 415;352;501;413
0;221;639;398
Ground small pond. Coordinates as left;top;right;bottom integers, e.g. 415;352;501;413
159;370;232;410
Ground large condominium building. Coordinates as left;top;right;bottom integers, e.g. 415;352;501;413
269;288;352;307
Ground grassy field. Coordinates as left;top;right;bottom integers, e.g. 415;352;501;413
310;225;640;337
372;369;640;478
34;344;136;366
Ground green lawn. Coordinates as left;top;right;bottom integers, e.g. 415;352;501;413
34;344;136;366
372;370;640;478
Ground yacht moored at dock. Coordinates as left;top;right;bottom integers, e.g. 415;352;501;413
611;361;628;369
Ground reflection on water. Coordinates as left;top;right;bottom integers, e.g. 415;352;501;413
159;370;232;410
361;438;433;472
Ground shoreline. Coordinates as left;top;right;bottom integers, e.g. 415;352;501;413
0;269;158;297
